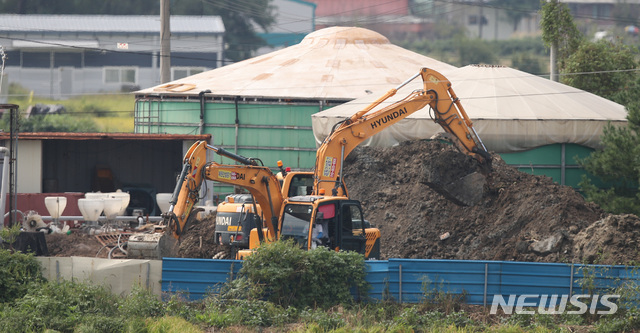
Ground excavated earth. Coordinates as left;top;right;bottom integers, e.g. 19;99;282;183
46;139;640;265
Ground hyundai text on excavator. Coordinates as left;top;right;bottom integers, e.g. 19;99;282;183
129;67;491;260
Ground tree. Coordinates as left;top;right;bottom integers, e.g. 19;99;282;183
540;0;583;78
456;38;497;66
562;40;638;103
573;43;640;215
578;103;640;215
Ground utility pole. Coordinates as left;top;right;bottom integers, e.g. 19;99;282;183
550;41;558;82
549;0;559;82
160;0;171;83
478;0;483;39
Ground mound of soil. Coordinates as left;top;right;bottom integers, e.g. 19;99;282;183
341;140;626;264
176;216;232;259
46;232;109;258
43;139;640;265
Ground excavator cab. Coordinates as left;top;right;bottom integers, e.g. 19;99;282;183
278;196;380;259
214;194;261;248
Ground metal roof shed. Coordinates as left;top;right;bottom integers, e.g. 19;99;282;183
0;132;210;216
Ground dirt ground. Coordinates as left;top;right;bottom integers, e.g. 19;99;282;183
45;139;640;265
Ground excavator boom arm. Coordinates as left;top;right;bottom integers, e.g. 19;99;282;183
165;141;284;240
313;67;490;196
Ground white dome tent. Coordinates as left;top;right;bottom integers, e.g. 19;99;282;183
312;65;628;153
137;26;456;100
311;65;628;186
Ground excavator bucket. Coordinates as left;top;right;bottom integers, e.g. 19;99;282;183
128;232;179;259
420;149;487;206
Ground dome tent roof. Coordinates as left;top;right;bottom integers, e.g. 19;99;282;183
137;26;456;100
311;65;628;152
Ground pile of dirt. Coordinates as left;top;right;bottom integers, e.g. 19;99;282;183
43;139;640;265
176;216;233;259
44;217;231;260
46;232;109;258
341;139;639;265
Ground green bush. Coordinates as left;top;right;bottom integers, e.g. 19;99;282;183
145;316;203;333
0;280;120;332
163;293;201;322
457;38;498;66
300;308;345;331
73;314;127;333
223;299;296;327
120;286;165;318
238;239;369;309
511;52;544;75
0;248;44;303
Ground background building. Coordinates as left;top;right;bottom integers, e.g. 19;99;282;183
0;15;224;99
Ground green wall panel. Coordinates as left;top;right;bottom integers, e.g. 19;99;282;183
565;168;588;189
236;104;319;126
516;167;562;180
160;101;201;123
498;144;598;188
564;144;593;165
236;128;316;148
501;145;562;165
206;103;236;123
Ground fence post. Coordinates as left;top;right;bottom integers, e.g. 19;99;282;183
399;264;402;303
484;263;488;307
56;259;60;282
146;262;151;290
569;264;574;296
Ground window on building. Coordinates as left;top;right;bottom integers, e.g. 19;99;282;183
468;15;488;25
22;52;51;68
593;4;611;19
104;67;137;84
172;67;206;80
54;52;82;68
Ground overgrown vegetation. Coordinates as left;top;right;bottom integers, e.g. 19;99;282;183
234;239;369;309
0;248;44;303
3;240;640;332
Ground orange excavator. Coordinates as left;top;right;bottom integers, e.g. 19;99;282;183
132;67;490;260
239;67;491;259
166;142;283;244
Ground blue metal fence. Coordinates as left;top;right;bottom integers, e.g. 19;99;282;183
162;258;241;299
161;258;640;304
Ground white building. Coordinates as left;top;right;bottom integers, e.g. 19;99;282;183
0;15;224;99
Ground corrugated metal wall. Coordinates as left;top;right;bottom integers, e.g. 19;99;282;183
135;99;326;169
162;258;242;299
162;258;639;304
